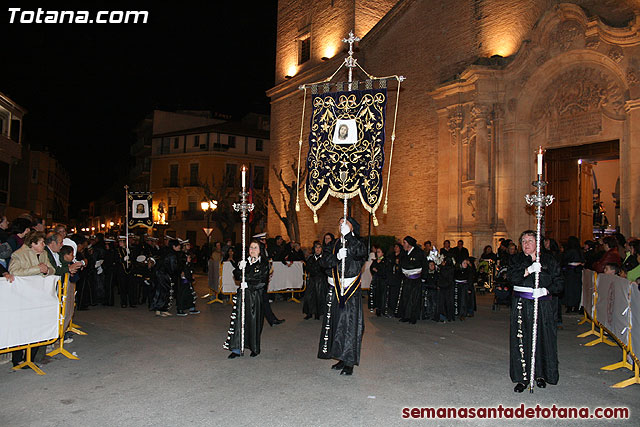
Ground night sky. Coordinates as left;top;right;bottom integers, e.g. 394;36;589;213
1;1;277;216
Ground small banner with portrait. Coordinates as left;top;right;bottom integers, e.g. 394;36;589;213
305;88;387;224
128;192;153;228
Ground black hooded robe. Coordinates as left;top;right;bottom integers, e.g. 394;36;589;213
317;231;367;366
398;246;428;322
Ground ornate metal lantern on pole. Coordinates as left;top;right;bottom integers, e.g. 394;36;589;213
524;146;554;393
233;165;254;354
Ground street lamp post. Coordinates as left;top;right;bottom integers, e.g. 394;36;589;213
201;199;218;268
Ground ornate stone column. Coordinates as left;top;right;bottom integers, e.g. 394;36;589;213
624;98;640;237
472;104;490;225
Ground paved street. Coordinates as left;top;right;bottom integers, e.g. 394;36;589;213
2;275;638;426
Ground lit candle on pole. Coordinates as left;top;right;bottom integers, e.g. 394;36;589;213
241;164;247;189
537;147;543;176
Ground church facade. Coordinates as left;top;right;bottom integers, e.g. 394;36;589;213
267;0;640;255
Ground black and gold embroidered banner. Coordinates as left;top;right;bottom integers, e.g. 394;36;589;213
128;192;153;228
304;89;387;221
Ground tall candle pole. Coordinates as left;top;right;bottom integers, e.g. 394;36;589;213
233;165;254;354
524;146;554;393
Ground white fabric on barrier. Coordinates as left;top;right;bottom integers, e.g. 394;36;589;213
360;260;372;290
581;269;594;318
0;275;60;349
630;284;639;354
595;273;631;346
220;261;238;294
268;262;304;292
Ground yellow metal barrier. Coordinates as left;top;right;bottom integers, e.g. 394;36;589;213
578;270;639;388
207;262;226;305
577;272;616;346
0;276;66;375
47;274;79;361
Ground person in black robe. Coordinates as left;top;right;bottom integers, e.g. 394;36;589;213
150;239;182;316
421;260;439;321
508;230;563;393
175;248;198;316
561;236;584;313
303;242;328;320
454;258;476;319
115;237;136;308
224;239;269;358
398;236;427;324
387;243;404;317
369;246;388;317
318;217;366;376
437;258;455;321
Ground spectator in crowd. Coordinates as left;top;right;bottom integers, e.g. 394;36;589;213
480;245;498;262
224;246;238;268
583;240;598;270
622;239;639;273
8;230;55;368
9;231;54;277
603;263;621;276
451;240;469;265
0;214;9;242
625;240;640;283
440;240;453;260
0;215;12;268
7;217;32;253
592;236;622;273
208;241;222;296
45;232;82;278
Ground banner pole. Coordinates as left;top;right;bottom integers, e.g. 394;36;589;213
125;185;129;252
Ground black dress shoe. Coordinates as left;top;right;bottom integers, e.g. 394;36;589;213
536;378;546;388
304;314;312;320
228;352;242;359
400;318;409;323
129;305;136;308
513;382;526;393
340;365;353;375
121;304;127;308
250;351;258;357
409;319;417;324
331;361;345;370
